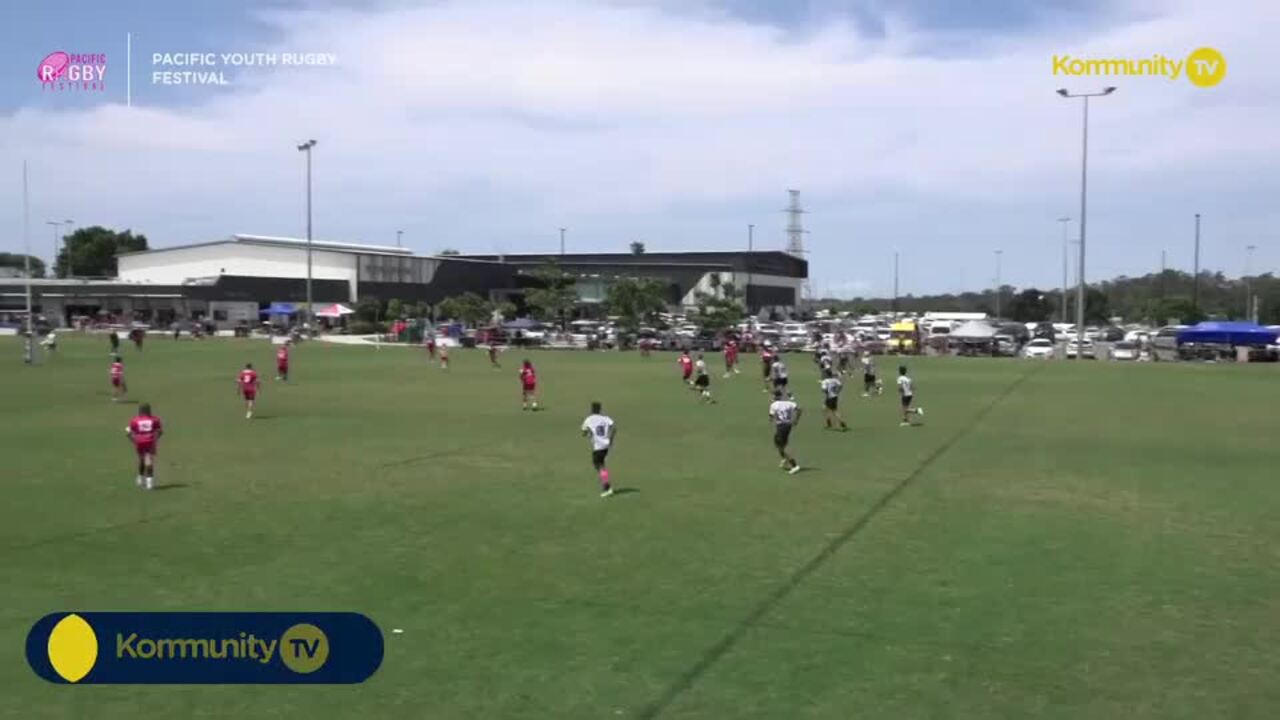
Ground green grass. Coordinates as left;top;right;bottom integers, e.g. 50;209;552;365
2;336;1278;719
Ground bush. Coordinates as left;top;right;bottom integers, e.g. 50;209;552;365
345;321;388;335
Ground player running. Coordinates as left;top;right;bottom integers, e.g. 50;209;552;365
677;350;694;387
768;390;802;474
519;359;539;411
770;357;790;396
237;363;260;419
424;334;437;359
861;352;881;397
439;343;450;370
819;369;849;431
897;365;925;426
722;338;740;377
488;344;501;368
109;355;127;402
581;401;617;497
760;343;777;392
276;341;290;381
126;402;163;490
693;353;715;404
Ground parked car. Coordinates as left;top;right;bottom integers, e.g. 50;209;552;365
1109;340;1139;361
994;335;1020;357
1096;326;1125;342
1065;338;1097;359
1023;338;1055;359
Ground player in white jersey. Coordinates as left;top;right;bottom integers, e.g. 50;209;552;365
768;390;802;474
819;370;849;431
897;365;924;426
770;358;790;396
692;354;715;404
581;401;618;497
861;352;882;396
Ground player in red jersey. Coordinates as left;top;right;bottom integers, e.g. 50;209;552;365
519;359;539;410
723;338;740;378
237;363;260;419
677;350;694;386
275;341;290;381
126;402;163;490
109;355;127;402
760;343;777;392
424;334;437;359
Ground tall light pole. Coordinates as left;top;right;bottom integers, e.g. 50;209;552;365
893;251;900;314
1245;244;1257;322
1058;86;1116;349
396;229;403;248
994;249;1003;319
1160;249;1167;301
297;139;317;331
45;219;74;277
1192;213;1201;316
23;161;33;364
1057;217;1071;322
559;227;566;256
746;224;754;314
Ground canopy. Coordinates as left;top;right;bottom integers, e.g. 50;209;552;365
1176;321;1278;346
503;317;544;330
260;302;296;316
950;320;1000;340
315;303;355;318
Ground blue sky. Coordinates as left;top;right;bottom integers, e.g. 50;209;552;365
1;0;1276;297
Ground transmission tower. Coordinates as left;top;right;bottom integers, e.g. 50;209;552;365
783;189;811;304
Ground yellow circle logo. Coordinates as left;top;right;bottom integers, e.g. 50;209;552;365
1185;47;1226;87
47;614;98;683
279;623;329;674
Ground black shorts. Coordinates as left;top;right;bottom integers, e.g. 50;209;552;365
773;424;793;448
901;395;913;408
824;397;838;411
694;374;710;389
864;373;876;385
591;448;609;469
772;377;788;389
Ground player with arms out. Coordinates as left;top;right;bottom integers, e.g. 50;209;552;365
768;390;802;474
109;355;127;402
276;341;290;381
581;401;617;497
519;359;539;411
677;349;694;387
693;353;715;404
126;402;163;490
237;363;260;419
861;351;881;397
897;364;925;426
820;369;849;431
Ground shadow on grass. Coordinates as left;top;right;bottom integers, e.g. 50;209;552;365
153;482;189;491
613;487;640;496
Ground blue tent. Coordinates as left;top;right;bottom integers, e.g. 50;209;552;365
1176;321;1278;346
260;302;297;316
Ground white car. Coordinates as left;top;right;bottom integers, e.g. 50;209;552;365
1110;341;1139;361
1023;338;1055;359
1065;338;1097;359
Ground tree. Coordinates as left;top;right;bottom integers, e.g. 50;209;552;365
629;241;646;255
1009;288;1052;322
524;260;578;329
355;296;383;323
693;282;744;334
438;248;461;256
606;277;668;333
436;293;492;327
0;253;45;278
385;298;405;320
56;226;147;277
491;299;517;324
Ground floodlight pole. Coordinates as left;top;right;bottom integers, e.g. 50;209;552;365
746;224;754;313
22;161;34;364
1192;213;1201;315
1058;86;1115;349
1057;217;1071;322
1245;244;1256;322
994;249;1003;319
297;139;317;332
559;227;566;256
893;251;899;314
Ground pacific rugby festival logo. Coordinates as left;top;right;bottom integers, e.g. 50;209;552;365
27;612;382;684
1053;47;1226;88
37;51;108;92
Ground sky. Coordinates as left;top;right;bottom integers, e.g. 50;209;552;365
1;0;1276;298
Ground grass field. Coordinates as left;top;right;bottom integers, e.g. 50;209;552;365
2;335;1279;719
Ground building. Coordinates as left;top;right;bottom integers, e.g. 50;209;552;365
0;234;807;327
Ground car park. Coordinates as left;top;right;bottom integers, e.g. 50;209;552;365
1023;338;1055;359
1066;338;1097;359
1109;340;1139;361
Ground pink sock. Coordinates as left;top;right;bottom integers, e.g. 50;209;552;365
599;469;610;486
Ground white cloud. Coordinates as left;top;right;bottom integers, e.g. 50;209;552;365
1;0;1276;293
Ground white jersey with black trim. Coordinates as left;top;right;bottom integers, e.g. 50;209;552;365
769;399;799;425
581;414;615;450
897;375;914;397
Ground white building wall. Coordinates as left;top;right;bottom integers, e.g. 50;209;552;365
679;271;800;307
118;243;358;299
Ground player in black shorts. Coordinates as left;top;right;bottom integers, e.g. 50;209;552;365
819;370;848;431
